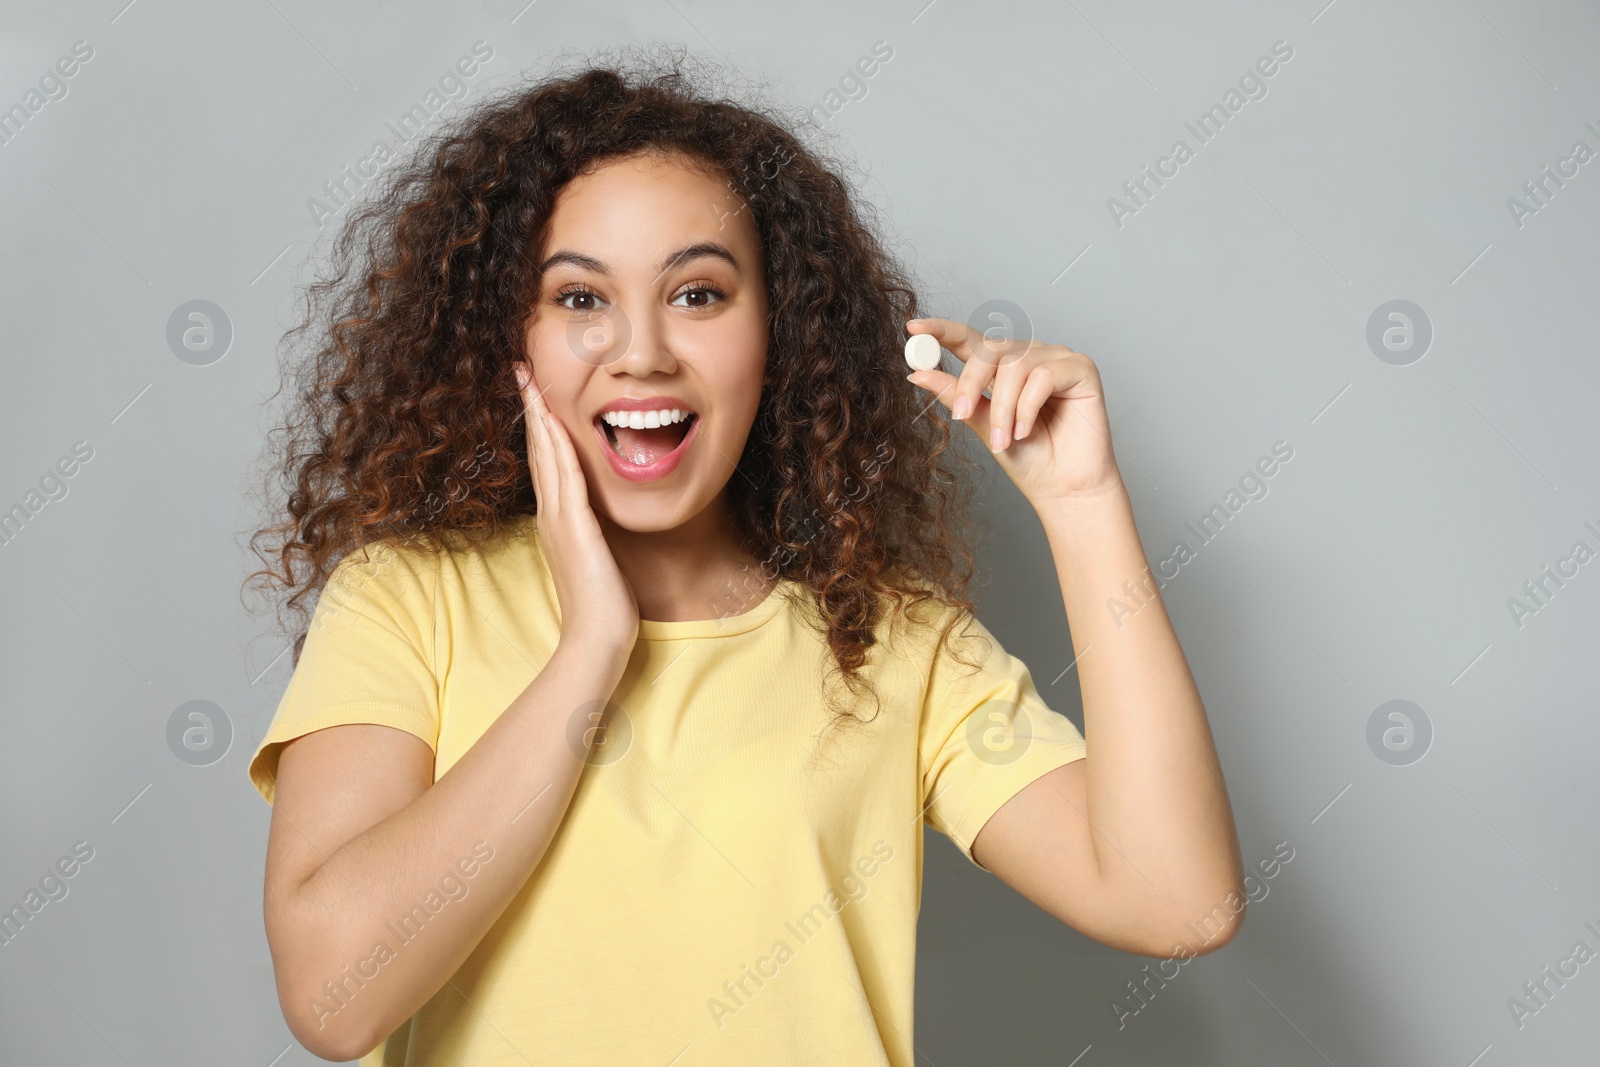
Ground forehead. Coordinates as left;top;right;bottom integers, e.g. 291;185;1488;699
541;150;757;261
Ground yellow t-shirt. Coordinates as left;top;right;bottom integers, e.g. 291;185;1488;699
248;514;1087;1066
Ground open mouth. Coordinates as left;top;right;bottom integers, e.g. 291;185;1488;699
595;408;699;467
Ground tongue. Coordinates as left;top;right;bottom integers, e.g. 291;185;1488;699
611;423;688;466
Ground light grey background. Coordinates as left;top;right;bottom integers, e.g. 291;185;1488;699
3;0;1597;1063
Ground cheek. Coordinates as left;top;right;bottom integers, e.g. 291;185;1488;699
722;312;769;380
702;328;764;395
521;322;588;426
524;315;559;367
525;319;580;385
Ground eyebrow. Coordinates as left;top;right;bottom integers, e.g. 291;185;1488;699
536;241;741;280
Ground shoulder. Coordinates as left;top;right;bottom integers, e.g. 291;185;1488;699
875;576;994;677
312;533;449;640
322;514;541;600
324;536;437;603
330;514;555;630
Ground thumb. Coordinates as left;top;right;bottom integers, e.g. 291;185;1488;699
907;369;992;440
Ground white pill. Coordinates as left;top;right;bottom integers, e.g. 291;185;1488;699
904;333;941;371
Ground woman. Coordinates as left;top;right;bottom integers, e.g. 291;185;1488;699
244;47;1243;1065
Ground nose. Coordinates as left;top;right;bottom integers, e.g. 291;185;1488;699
597;299;678;379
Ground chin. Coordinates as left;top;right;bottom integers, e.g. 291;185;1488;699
589;484;704;535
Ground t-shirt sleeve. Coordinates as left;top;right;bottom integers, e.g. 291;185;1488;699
247;542;441;807
918;606;1087;871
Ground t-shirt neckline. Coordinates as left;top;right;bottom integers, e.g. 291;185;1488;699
636;576;791;641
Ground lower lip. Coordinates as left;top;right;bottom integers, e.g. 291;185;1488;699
593;416;700;483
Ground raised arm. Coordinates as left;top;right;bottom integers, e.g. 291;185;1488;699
905;316;1245;957
972;485;1243;956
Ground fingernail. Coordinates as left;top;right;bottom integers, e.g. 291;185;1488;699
990;427;1004;452
952;396;971;421
1015;419;1027;439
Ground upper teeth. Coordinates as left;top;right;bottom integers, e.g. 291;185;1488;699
601;408;692;430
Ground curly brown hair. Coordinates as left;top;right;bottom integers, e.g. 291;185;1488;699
243;43;995;730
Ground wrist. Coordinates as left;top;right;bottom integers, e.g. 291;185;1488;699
1036;477;1130;524
554;629;635;678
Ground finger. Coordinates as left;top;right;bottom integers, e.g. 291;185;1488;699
1013;364;1056;439
907;317;1008;424
908;316;1028;368
516;362;554;515
512;363;538;495
906;366;993;446
523;372;590;517
537;393;590;509
983;346;1048;452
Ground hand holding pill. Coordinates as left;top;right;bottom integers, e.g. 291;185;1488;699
902;316;1124;507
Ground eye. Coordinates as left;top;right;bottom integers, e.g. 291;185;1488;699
554;284;605;312
671;282;728;309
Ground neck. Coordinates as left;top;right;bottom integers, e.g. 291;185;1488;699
597;494;776;623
